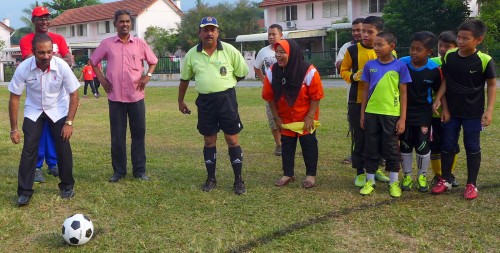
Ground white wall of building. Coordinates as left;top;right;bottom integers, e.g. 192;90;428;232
136;0;181;39
264;2;349;31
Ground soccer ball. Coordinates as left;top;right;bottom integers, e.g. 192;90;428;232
61;214;94;245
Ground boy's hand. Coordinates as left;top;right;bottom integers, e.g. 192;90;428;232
396;119;405;135
353;70;363;81
441;108;450;123
432;100;441;115
482;110;493;127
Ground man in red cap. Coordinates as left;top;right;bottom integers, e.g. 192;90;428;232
18;6;73;184
19;6;72;65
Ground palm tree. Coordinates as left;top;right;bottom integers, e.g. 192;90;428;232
20;1;40;31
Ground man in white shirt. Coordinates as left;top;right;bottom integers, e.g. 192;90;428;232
9;34;80;207
254;24;283;156
335;18;364;165
335;18;364;73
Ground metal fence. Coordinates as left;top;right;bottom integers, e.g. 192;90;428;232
154;56;181;74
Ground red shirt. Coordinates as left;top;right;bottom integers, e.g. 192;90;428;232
19;32;70;60
82;65;94;80
262;65;324;137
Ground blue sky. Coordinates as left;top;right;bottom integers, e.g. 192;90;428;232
3;0;239;29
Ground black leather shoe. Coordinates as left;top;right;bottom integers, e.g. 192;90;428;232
134;174;150;181
61;189;75;199
17;195;32;207
108;175;123;183
233;180;246;195
202;178;217;192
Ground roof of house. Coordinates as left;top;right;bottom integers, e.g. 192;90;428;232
259;0;314;7
0;22;14;33
51;0;182;26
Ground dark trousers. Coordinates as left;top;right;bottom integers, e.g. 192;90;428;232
348;103;365;170
281;132;318;177
18;113;74;196
93;77;100;94
364;113;401;173
441;117;481;184
83;80;96;95
108;99;146;177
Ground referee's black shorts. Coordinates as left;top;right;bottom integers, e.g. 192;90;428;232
196;87;243;136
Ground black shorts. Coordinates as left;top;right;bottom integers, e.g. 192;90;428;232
196;88;243;136
400;125;431;155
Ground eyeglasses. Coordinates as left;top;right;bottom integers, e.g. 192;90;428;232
35;17;51;22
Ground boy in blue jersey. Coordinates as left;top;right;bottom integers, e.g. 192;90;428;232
340;16;391;187
399;31;441;192
432;19;496;200
359;32;411;197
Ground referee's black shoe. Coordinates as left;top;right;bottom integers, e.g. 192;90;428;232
233;180;246;195
202;178;217;192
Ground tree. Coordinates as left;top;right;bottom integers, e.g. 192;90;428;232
20;1;40;31
478;0;500;51
176;0;262;50
10;27;33;45
144;26;179;57
42;0;101;18
383;0;470;50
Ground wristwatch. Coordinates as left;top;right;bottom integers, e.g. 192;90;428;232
146;73;152;77
65;120;73;126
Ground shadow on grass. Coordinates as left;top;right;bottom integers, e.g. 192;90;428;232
228;183;500;253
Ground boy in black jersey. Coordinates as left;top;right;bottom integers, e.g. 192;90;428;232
430;31;459;188
399;31;441;193
432;19;497;200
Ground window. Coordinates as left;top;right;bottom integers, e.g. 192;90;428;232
369;0;387;13
77;24;87;36
306;3;314;20
276;5;297;22
323;0;347;17
55;26;67;37
70;26;75;37
98;21;111;34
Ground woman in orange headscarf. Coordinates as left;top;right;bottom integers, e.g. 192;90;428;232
262;39;324;189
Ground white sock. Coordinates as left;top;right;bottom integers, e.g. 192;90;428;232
366;173;375;184
417;151;431;176
389;172;399;183
401;152;413;176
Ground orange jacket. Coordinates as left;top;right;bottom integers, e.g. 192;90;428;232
262;65;324;137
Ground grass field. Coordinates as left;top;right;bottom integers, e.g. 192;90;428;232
0;85;498;252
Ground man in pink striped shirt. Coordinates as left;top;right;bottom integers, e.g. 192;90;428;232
90;10;158;183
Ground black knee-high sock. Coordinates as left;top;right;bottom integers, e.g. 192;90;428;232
229;146;243;181
466;151;481;186
203;146;216;179
441;151;454;182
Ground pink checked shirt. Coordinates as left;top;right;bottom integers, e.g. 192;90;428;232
90;35;158;102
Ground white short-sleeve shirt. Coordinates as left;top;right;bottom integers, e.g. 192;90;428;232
254;45;277;72
8;56;80;122
335;41;355;66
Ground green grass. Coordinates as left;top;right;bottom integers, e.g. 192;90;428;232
0;86;498;252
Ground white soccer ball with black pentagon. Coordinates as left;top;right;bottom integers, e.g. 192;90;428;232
62;214;94;245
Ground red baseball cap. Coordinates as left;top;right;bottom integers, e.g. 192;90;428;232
32;6;50;18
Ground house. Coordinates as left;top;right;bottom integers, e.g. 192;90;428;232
237;0;387;52
50;0;183;64
0;19;15;63
0;19;15;82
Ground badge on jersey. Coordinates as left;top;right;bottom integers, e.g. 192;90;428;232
220;66;227;76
